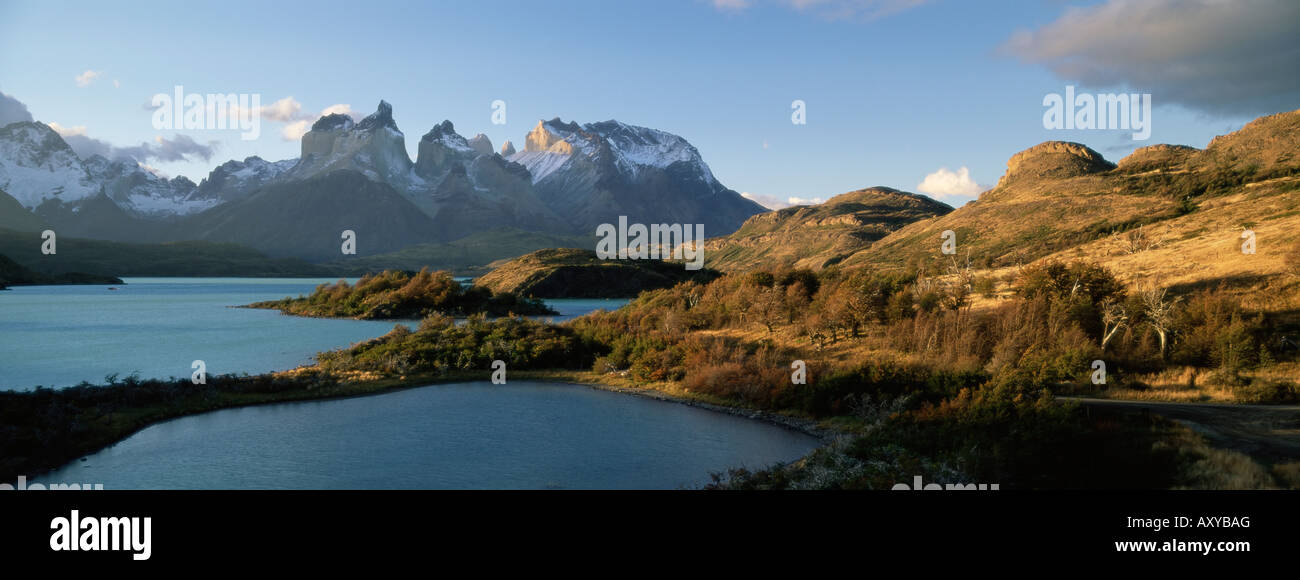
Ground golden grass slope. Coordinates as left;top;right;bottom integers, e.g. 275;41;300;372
842;108;1300;286
704;187;951;272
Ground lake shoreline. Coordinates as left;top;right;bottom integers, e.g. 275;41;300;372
7;367;838;485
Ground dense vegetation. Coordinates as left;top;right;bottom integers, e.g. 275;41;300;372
246;268;556;319
0;228;328;277
298;256;1298;488
0;253;122;288
5;253;1296;488
475;248;721;298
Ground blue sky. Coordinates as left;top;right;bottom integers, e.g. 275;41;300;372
1;0;1294;208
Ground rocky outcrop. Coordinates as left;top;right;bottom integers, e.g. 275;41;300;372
468;133;494;156
998;141;1115;187
292;101;415;189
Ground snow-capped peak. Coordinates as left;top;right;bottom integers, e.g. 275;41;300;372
509;118;716;185
585;120;711;176
0;121;99;208
421;120;475;154
355;100;401;135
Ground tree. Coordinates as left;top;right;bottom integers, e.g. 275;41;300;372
1100;300;1128;351
753;286;784;333
1139;283;1178;358
941;252;974;312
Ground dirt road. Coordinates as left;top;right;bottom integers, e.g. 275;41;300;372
1063;397;1300;462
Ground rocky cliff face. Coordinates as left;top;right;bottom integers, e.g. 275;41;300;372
413;120;571;240
467;133;494;156
291;101;417;190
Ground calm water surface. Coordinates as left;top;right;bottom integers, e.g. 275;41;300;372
0;278;626;390
40;381;820;489
4;279;808;489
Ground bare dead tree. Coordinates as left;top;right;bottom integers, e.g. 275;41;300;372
1139;283;1178;358
1100;300;1128;351
942;251;974;312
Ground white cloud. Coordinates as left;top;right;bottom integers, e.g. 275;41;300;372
786;196;825;206
1002;0;1300;116
279;104;358;141
320;103;356;118
281;120;312;141
202;98;358;141
917;166;983;198
48;122;87;137
742;191;825;209
258;96;303;122
74;70;102;88
113;79;121;89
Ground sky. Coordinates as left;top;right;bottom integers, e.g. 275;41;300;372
0;0;1296;209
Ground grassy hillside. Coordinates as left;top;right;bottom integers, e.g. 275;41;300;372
475;247;720;298
705;187;952;272
842;109;1300;276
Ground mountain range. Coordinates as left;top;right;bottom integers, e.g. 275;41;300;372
0;101;766;261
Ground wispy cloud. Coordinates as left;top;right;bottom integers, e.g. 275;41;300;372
74;69;102;88
59;129;219;164
257;96;303;123
712;0;929;20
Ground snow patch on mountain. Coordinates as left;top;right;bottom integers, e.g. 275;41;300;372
0;122;99;208
84;154;217;217
509;118;718;185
